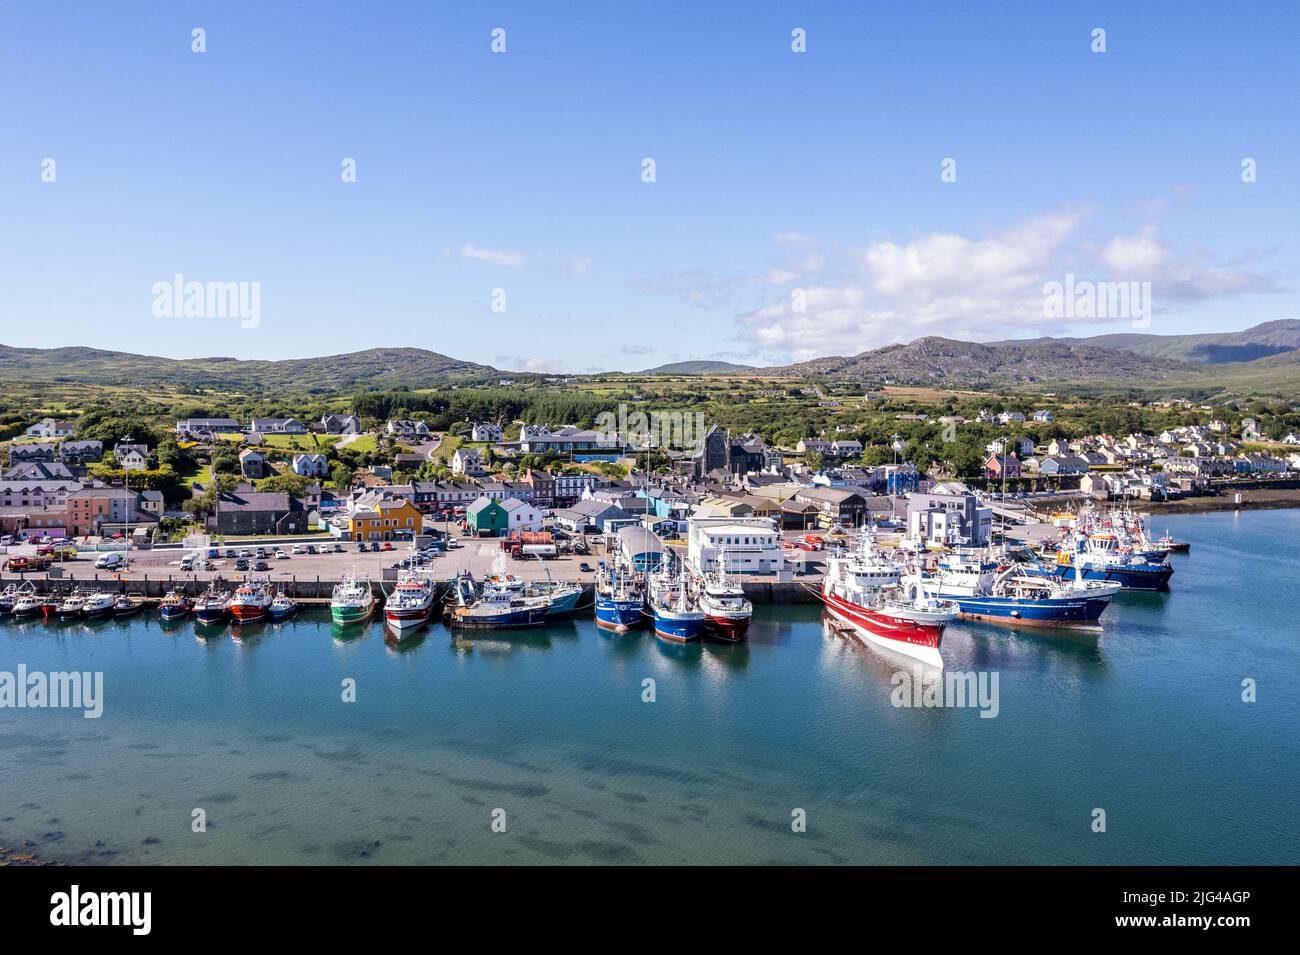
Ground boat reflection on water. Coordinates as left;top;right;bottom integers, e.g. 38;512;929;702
821;612;946;684
384;626;429;654
193;620;228;641
701;638;751;672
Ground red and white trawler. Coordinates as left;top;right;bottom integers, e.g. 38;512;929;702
228;578;274;623
695;547;753;642
820;533;957;667
384;570;435;634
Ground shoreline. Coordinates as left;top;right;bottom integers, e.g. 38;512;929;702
1141;490;1300;514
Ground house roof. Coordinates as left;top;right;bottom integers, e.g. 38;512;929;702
215;491;297;512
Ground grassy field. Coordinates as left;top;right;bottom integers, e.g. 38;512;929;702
338;433;378;454
257;433;340;451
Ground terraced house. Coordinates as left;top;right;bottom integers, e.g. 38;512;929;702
346;495;421;541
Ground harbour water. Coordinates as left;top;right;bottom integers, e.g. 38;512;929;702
1;510;1296;865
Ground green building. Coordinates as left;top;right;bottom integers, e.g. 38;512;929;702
466;496;508;537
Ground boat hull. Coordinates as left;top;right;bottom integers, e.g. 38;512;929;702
158;605;190;620
822;587;944;667
595;597;644;632
543;588;582;616
195;607;227;625
653;609;704;643
449;606;547;629
331;603;374;625
1024;562;1173;591
384;606;431;630
950;593;1111;628
703;612;750;642
229;606;267;623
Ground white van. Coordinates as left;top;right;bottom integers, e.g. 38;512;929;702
94;552;123;569
179;555;196;571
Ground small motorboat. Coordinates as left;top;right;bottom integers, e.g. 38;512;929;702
268;592;297;620
157;590;193;620
113;593;146;616
55;591;87;619
82;592;117;618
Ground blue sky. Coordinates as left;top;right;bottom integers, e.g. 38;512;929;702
1;1;1296;371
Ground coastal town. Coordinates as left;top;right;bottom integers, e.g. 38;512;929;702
2;384;1298;657
3;399;1297;551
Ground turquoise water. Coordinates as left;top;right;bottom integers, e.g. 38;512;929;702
1;510;1296;865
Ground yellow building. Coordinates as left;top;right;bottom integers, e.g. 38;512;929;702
347;498;422;541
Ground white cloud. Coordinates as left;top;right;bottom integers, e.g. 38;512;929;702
1098;226;1167;275
730;212;1276;361
462;243;525;267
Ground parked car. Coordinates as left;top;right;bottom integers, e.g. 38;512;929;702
291;543;304;554
234;559;249;571
224;548;236;558
275;549;289;560
381;542;394;551
305;544;317;554
254;560;269;571
239;548;252;558
256;548;268;559
579;562;592;572
332;543;344;553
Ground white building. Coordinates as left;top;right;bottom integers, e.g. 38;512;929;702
25;418;75;439
451;448;485;476
292;453;329;478
471;423;503;442
500;497;542;532
687;516;784;576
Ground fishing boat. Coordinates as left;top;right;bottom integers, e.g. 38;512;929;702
228;579;274;623
822;539;956;666
157;589;193;620
1157;533;1190;553
384;571;435;632
0;581;36;615
113;593;146;617
331;572;376;625
1024;532;1174;591
82;592;116;618
649;563;705;643
483;556;583;616
448;571;548;629
594;562;645;632
194;582;232;625
267;592;297;620
929;551;1118;630
695;548;752;641
12;591;45;618
55;590;88;619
